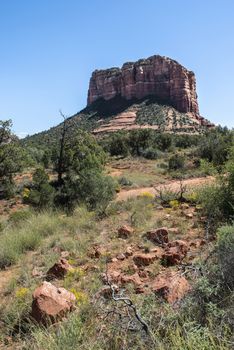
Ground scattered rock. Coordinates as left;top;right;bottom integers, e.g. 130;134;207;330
162;241;188;266
189;239;206;248
152;272;191;303
118;225;134;239
138;270;148;278
162;247;183;266
102;270;121;284
121;273;143;288
146;227;169;245
168;228;179;235
88;244;104;259
167;240;189;255
156;205;164;210
125;246;134;257
181;203;190;209
133;252;161;267
32;268;43;278
46;258;73;279
116;253;125;261
61;251;70;259
31;281;76;324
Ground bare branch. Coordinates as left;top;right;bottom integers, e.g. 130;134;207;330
104;264;150;334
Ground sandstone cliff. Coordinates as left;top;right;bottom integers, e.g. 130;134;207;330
87;55;199;117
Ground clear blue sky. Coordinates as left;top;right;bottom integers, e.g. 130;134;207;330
0;0;233;136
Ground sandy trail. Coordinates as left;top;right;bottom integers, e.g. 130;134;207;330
117;176;214;201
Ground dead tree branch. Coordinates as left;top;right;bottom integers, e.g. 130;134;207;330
105;264;150;334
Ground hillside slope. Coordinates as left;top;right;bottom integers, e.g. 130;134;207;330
23;95;213;148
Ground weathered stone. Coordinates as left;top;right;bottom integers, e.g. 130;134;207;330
168;227;179;234
61;251;70;259
133;251;161;267
185;212;194;219
118;225;134;239
88;244;104;259
167;240;189;255
31;281;76;324
125;246;134;257
120;273;143;288
146;227;169;245
116;253;125;261
46;258;73;279
32;268;43;278
162;241;188;266
189;239;206;248
152;272;191;303
162;247;183;266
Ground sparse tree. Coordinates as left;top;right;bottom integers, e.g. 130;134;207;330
0;120;25;198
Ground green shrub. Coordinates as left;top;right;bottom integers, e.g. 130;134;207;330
217;225;234;289
118;177;133;187
168;154;185;170
141;147;162;159
76;171;116;214
199;159;217;176
25;167;55;208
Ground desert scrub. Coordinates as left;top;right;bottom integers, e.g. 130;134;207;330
130;196;154;229
29;305;97;350
185;191;198;204
169;199;180;209
69;289;88;305
63;268;85;289
65;206;97;235
0;211;64;268
8;209;32;225
1;285;32;337
0;206;98;269
138;191;155;200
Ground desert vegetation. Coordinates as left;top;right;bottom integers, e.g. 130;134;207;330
0;119;233;349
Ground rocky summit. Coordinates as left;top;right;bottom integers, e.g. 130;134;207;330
88;55;200;115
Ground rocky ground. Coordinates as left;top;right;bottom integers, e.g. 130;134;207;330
0;157;214;348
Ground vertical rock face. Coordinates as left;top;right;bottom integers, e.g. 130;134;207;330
87;55;199;116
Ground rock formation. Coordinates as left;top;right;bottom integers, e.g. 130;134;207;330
88;55;199;117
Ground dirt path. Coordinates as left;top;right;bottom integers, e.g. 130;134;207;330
117;176;214;201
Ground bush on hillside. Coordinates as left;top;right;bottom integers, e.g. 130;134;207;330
168;154;185;170
25;168;55;208
0;120;26;199
217;225;234;289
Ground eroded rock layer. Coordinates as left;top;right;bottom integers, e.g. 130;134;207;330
88;55;199;116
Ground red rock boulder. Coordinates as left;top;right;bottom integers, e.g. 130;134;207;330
162;240;189;266
133;250;162;267
46;258;73;279
118;225;134;239
168;240;189;255
146;227;169;245
152;272;191;304
31;281;76;324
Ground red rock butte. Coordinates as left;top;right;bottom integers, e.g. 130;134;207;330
87;55;199;117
